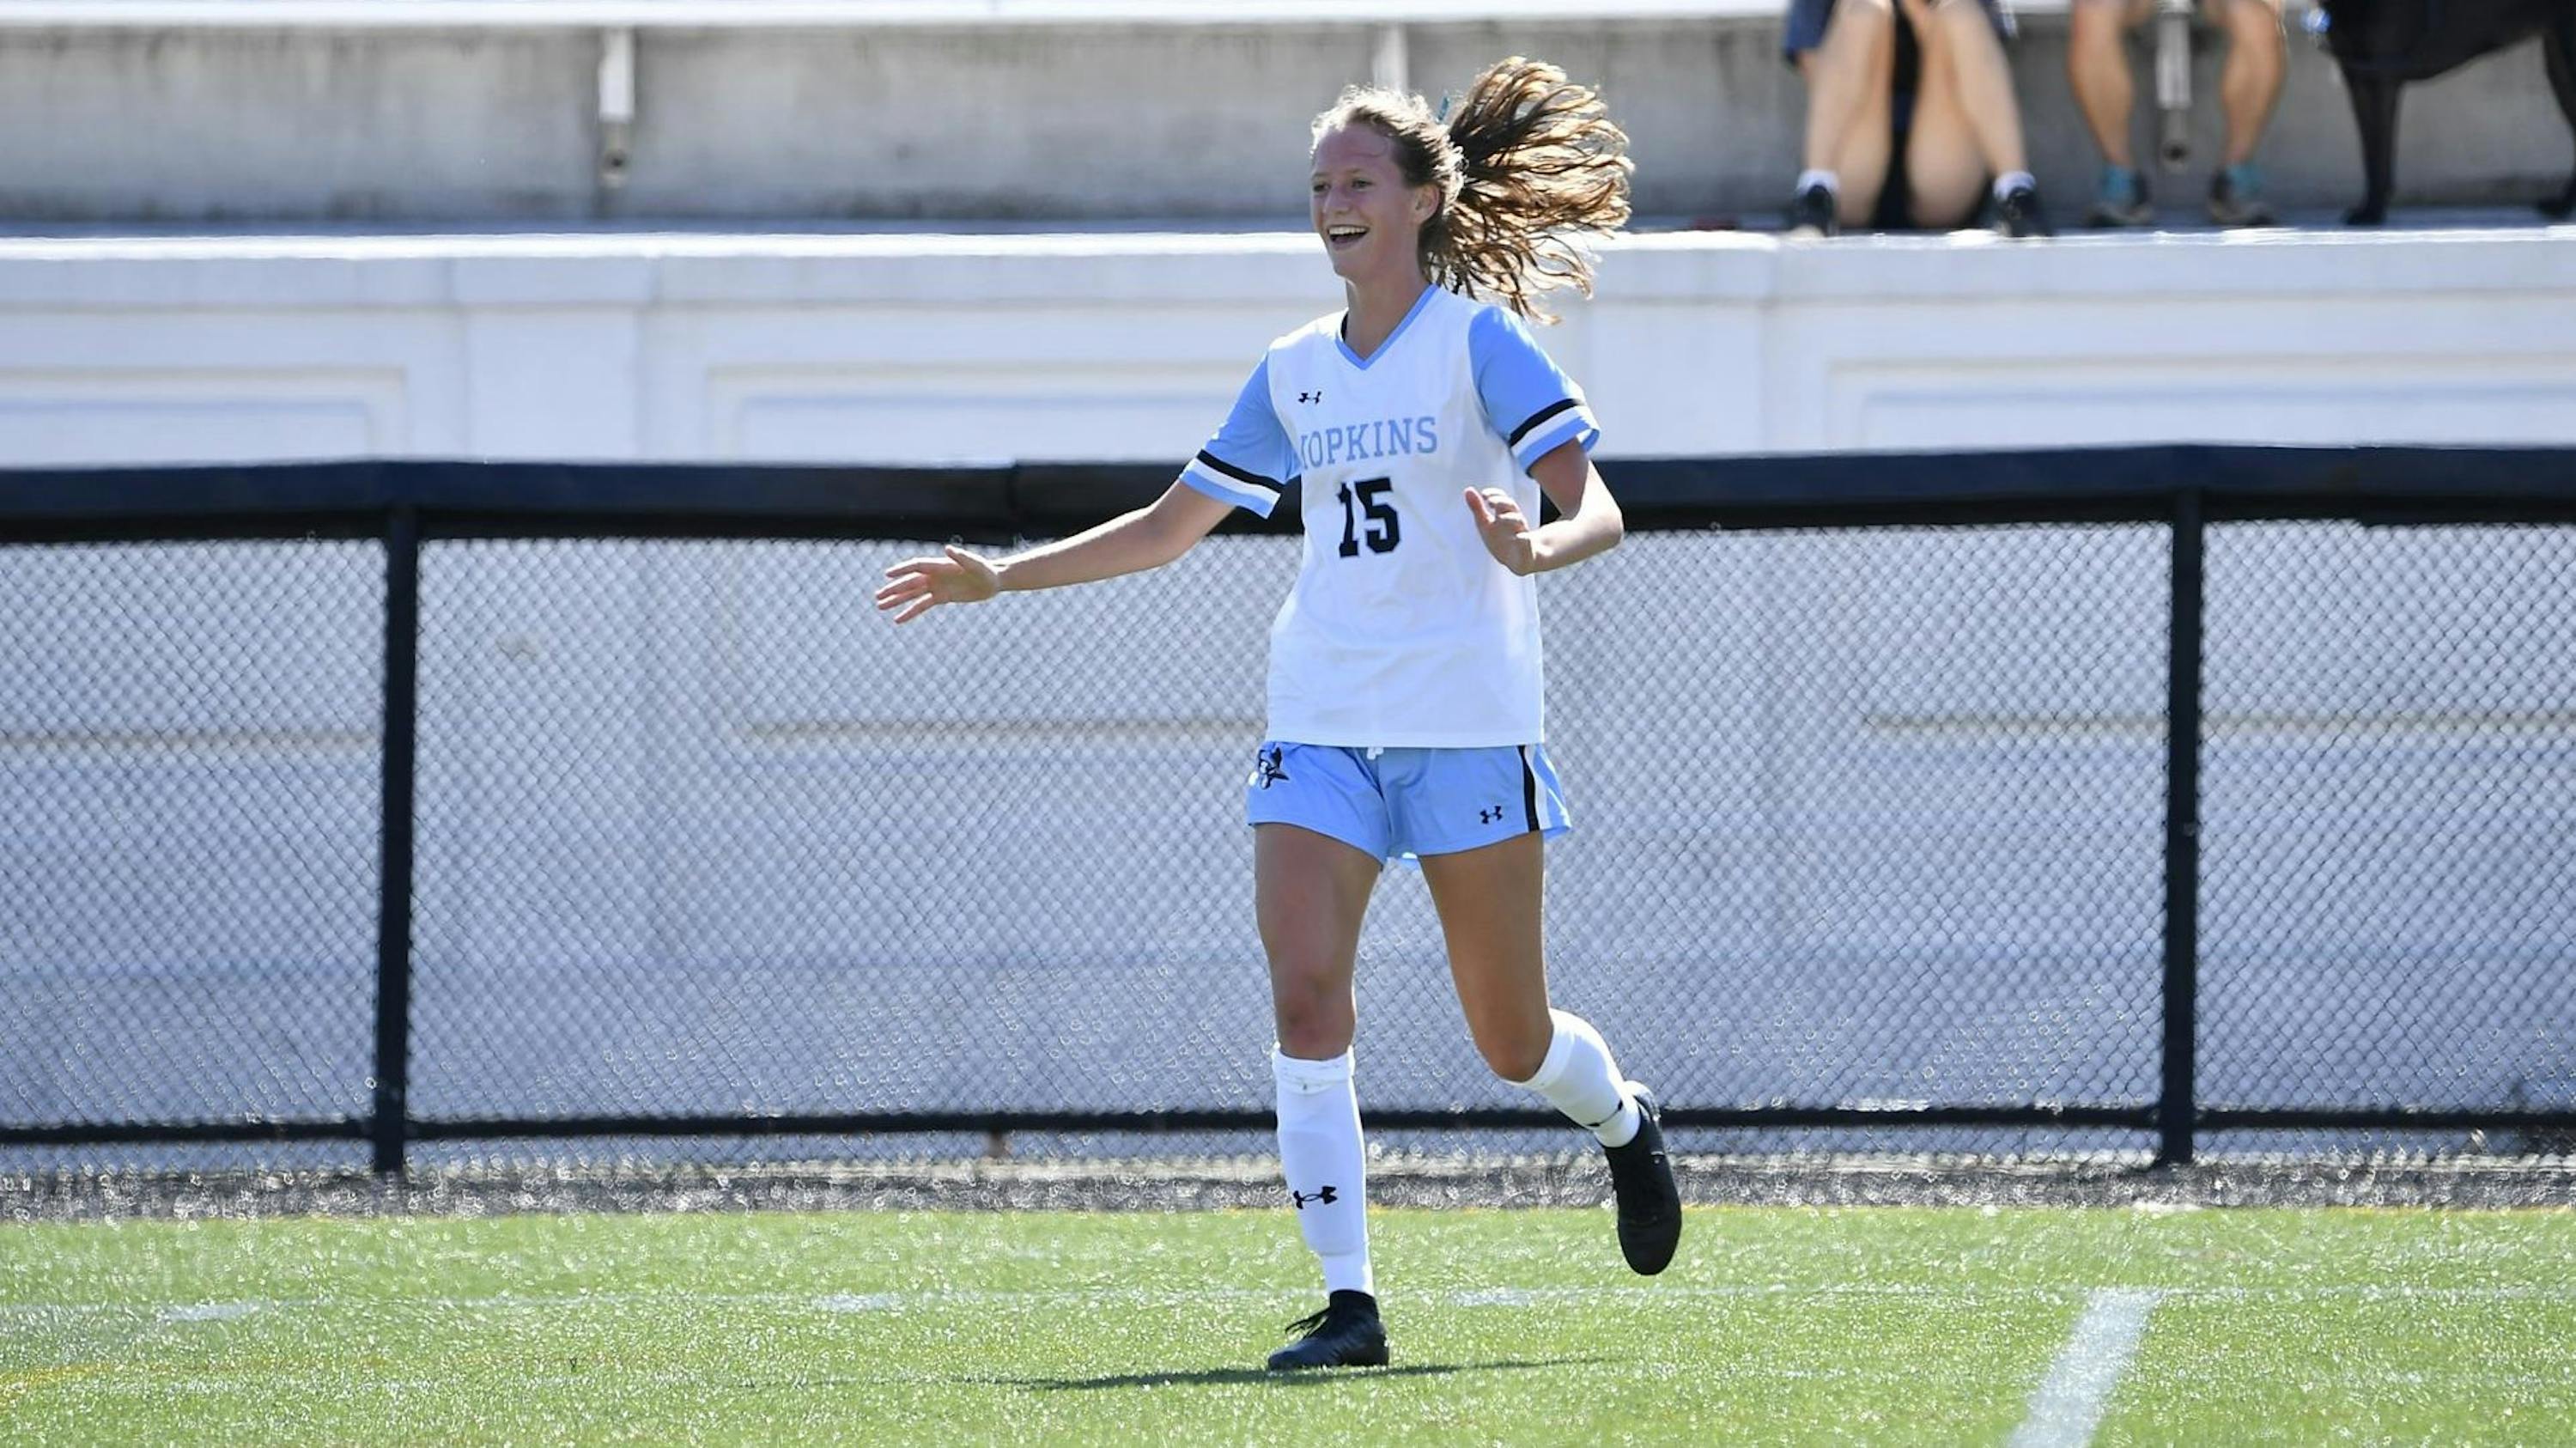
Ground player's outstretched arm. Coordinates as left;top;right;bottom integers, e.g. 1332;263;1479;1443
874;478;1235;624
1465;438;1625;577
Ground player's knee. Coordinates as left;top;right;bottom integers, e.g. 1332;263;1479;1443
1271;978;1353;1058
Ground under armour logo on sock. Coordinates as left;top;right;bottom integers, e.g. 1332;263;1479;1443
1291;1186;1339;1209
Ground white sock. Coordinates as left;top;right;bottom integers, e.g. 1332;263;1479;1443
1512;1009;1641;1148
1795;168;1840;198
1273;1048;1373;1298
1993;170;2035;201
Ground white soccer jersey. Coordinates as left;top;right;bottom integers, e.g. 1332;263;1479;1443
1180;284;1601;749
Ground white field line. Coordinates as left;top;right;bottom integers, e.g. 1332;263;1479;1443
0;1285;2008;1321
0;1281;2566;1323
154;1302;259;1324
2007;1288;2165;1448
813;1292;905;1312
0;1283;2085;1323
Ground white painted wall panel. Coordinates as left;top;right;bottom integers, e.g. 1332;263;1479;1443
0;372;398;464
4;230;2571;464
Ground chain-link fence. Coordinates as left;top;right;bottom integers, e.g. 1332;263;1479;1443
4;452;2573;1172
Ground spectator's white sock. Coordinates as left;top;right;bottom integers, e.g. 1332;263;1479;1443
1512;1009;1642;1147
1993;170;2036;201
1796;168;1841;198
1273;1048;1373;1297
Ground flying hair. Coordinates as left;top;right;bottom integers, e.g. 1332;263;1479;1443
1311;57;1632;321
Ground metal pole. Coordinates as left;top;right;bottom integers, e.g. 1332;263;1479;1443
2160;489;2205;1165
2154;0;2195;172
371;504;421;1178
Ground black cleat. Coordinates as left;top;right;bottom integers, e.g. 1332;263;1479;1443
1993;182;2053;239
1265;1289;1388;1372
1787;181;1840;238
1604;1083;1682;1275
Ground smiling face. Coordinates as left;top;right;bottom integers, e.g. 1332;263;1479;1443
1309;123;1437;287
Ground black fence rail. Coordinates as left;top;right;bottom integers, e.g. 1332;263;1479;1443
3;447;2573;1175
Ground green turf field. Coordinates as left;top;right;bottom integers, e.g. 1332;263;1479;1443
5;1204;2573;1445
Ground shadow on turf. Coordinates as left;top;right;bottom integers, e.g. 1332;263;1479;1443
1004;1357;1607;1391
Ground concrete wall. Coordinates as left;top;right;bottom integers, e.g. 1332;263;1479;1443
3;15;2573;224
7;227;2576;468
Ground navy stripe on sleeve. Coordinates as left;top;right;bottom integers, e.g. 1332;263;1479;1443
1506;399;1580;448
1194;449;1281;490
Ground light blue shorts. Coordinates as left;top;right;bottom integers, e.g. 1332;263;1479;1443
1243;740;1572;864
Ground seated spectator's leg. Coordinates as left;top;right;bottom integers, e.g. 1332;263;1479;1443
2067;0;2148;173
2214;0;2285;167
1901;0;2042;228
2205;0;2284;224
1795;0;1899;228
2069;0;2156;224
1896;3;1987;228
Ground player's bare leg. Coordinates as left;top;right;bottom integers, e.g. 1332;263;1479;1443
1422;833;1682;1275
1256;823;1391;1370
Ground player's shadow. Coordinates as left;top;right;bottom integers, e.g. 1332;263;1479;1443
1006;1356;1605;1391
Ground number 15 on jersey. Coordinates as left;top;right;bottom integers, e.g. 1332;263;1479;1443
1335;478;1400;558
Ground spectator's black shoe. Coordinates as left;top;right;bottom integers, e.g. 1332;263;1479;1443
1787;182;1840;238
1265;1290;1388;1372
1605;1084;1682;1276
1994;182;2053;239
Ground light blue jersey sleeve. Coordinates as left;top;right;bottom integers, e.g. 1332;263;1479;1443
1180;356;1294;517
1469;306;1602;473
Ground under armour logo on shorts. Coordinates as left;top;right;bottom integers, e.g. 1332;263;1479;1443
1255;745;1290;789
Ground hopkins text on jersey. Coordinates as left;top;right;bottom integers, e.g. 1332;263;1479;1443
1297;415;1439;472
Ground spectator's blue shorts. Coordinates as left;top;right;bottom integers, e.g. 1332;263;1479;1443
1245;741;1571;864
1783;0;2015;67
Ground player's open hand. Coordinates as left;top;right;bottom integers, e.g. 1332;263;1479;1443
874;545;1001;624
1464;487;1538;575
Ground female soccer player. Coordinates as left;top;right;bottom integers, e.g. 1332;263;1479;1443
874;57;1680;1372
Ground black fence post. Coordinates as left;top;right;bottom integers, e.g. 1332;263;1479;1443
371;503;421;1178
2160;488;2206;1166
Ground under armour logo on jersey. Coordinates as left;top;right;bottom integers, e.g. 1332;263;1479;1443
1291;1186;1339;1209
1298;390;1323;405
1479;805;1505;824
1254;745;1290;789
